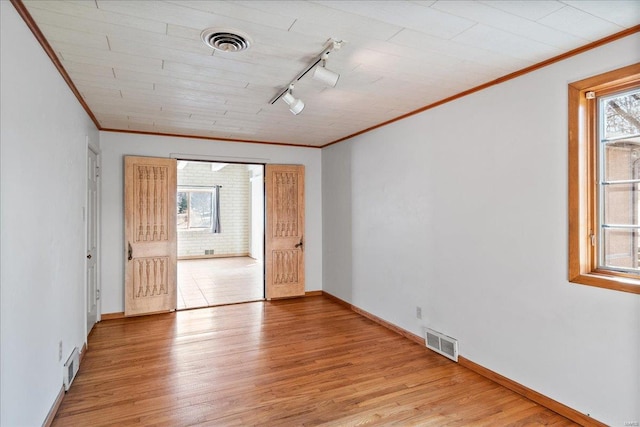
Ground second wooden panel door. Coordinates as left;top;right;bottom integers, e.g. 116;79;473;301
265;164;305;299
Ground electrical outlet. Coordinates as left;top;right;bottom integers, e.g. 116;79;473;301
58;341;63;361
416;306;422;319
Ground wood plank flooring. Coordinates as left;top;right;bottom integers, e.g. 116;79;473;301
54;297;577;426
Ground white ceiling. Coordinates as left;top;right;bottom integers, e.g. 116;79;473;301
21;0;640;147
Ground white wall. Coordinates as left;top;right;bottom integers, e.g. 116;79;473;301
323;34;640;426
0;2;100;425
99;132;322;313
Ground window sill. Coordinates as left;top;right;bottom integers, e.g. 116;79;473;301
569;272;640;294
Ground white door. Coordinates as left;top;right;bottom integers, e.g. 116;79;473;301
86;146;99;334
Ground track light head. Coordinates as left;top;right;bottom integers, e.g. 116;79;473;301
282;86;305;115
313;61;340;87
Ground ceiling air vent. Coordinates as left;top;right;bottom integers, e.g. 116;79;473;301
201;28;252;53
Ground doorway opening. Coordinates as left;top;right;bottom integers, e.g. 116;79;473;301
175;160;264;309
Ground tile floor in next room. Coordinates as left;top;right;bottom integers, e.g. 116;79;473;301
177;256;263;309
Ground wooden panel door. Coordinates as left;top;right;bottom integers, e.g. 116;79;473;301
124;156;177;316
265;165;305;299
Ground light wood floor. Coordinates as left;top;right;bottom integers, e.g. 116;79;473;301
177;257;263;309
55;297;577;426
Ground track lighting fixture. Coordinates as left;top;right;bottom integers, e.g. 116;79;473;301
282;84;304;115
269;39;345;115
312;53;340;87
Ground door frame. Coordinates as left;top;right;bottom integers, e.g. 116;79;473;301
86;140;101;338
173;157;267;306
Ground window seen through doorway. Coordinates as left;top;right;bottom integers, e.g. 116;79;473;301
177;188;218;231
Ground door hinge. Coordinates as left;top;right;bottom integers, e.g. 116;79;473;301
590;234;596;246
585;91;596;100
96;289;101;300
96;165;100;178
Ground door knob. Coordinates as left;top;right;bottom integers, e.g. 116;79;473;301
87;254;92;259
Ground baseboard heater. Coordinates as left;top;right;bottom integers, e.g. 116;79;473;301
424;328;458;362
63;347;80;391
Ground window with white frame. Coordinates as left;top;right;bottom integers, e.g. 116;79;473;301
177;187;219;231
597;87;640;273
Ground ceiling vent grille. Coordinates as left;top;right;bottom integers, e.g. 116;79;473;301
201;28;252;53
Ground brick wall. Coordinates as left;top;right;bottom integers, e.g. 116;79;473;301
177;162;250;258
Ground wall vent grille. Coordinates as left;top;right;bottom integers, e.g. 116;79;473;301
63;347;80;391
424;328;458;362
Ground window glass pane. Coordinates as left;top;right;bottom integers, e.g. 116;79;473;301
602;183;639;226
189;192;212;228
603;88;640;140
602;143;640;181
177;192;188;229
601;228;640;271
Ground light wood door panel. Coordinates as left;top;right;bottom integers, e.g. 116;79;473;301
124;156;177;316
265;165;305;299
